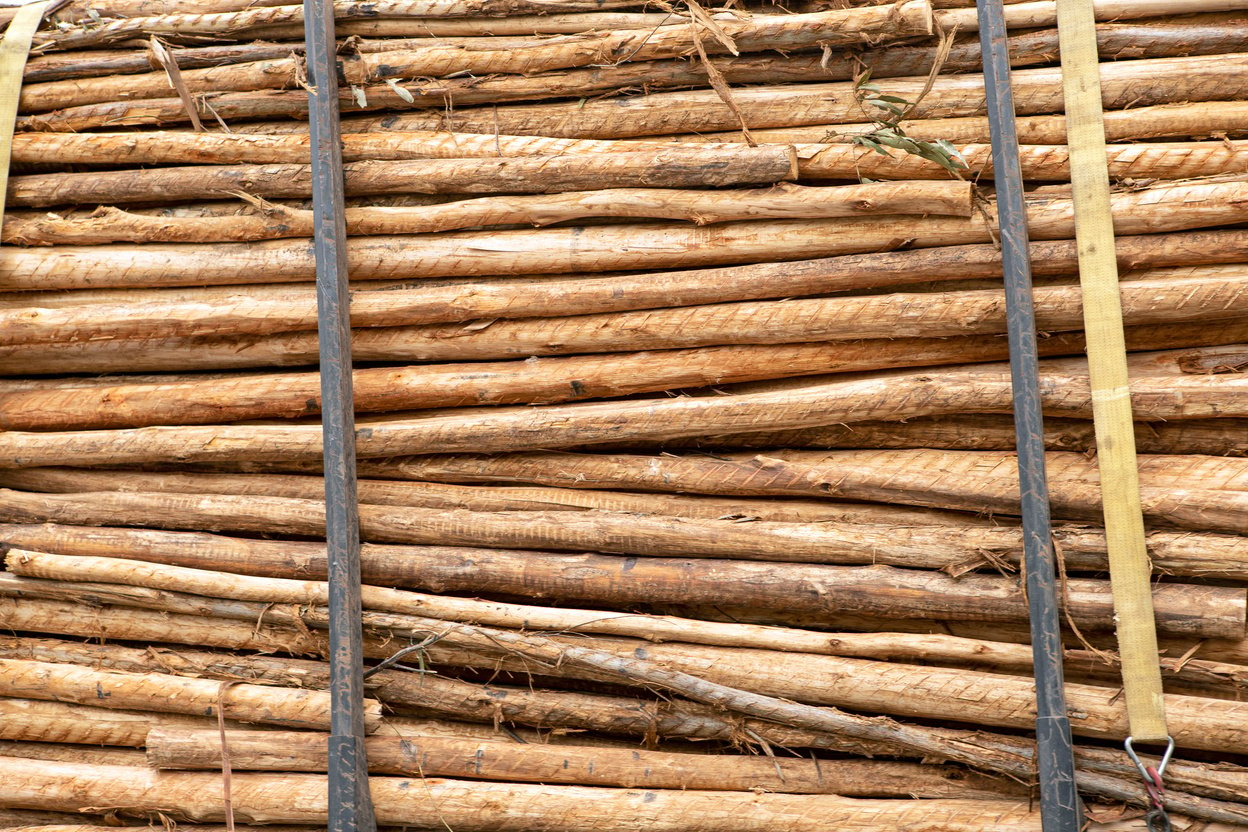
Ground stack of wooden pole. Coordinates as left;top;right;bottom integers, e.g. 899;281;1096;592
1;0;1248;829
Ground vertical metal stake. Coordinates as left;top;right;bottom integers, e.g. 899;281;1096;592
975;2;1082;830
303;0;377;829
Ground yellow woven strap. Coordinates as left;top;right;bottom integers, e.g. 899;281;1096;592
1055;0;1167;743
0;2;52;226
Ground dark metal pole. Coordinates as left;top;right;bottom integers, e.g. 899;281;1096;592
303;0;377;829
975;2;1082;830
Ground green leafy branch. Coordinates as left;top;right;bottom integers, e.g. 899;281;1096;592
846;70;968;176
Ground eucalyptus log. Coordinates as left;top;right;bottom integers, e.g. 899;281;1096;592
2;180;973;246
36;50;1248;133
145;727;1023;798
0;698;256;747
12;548;1013;655
0;467;952;525
686;100;1248;145
1;593;1243;819
1;264;1238;352
17;18;1248;106
11;551;1248;691
7;486;1248;586
647;415;1248;456
13;130;1248;181
0;742;143;767
10;576;1248;757
250;53;1248;139
22;40;306;84
6;147;797;207
0;576;325;653
0;758;1055;830
23;4;935;110
361;443;1248;534
30;0;650;50
3;357;1248;467
20;18;1248;120
2;179;1243;292
35;1;931;54
2;521;1242;634
0;658;376;731
4;226;1243;330
0;343;1014;430
7;308;1247;376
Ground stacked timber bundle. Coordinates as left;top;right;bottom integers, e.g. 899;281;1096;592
0;0;1248;829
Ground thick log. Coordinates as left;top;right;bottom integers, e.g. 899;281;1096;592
0;262;1236;351
27;16;1248;107
2;593;1243;819
22;40;307;84
0;343;1007;430
5;308;1247;376
11;548;1006;655
5;521;1243;646
20;18;1248;106
23;5;935;112
15;577;1248;757
4;225;1243;330
0;658;377;731
1;519;1241;635
2;179;1243;291
0;742;143;767
145;727;1023;797
358;441;1248;534
3;181;975;245
31;0;651;49
6;147;797;207
0;625;965;762
232;53;1248;139
645;415;1248;456
5;482;1248;587
0;698;257;747
30;48;1248;132
13;125;1248;179
3;356;1248;466
36;1;932;54
8;139;1246;189
0;758;1053;830
684;100;1248;145
11;550;1248;696
0;467;951;524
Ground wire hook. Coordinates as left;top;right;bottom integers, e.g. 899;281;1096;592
1125;737;1174;832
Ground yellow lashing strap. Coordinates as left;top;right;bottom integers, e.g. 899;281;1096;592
1055;0;1168;743
0;2;53;226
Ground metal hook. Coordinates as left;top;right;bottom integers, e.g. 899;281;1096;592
1126;737;1175;832
1124;736;1175;781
